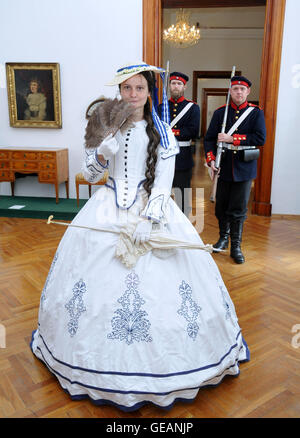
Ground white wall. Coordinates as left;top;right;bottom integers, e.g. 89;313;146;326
0;0;142;199
207;95;226;130
271;0;300;215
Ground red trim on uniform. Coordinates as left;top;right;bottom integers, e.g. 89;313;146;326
206;151;216;164
233;134;240;146
231;101;248;111
239;101;248;110
172;129;180;136
186;98;197;105
170;75;187;85
232;133;247;145
231;80;250;88
170;96;185;104
249;103;262;110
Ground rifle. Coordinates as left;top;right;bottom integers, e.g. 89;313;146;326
165;60;170;95
160;60;170;124
210;66;236;202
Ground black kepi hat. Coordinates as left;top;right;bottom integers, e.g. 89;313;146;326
231;76;252;88
170;72;189;85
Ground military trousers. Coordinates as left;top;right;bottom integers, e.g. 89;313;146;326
215;179;253;223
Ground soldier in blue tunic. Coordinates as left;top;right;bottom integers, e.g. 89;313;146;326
204;76;266;264
159;72;200;214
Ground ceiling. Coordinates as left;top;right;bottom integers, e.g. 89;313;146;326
162;0;266;8
163;5;266;29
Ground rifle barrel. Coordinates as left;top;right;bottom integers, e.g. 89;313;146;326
165;60;170;96
215;66;236;169
210;65;236;202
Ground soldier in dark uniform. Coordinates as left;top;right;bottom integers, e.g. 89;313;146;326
159;72;200;214
204;75;266;264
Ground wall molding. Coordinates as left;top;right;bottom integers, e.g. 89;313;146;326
199;28;264;40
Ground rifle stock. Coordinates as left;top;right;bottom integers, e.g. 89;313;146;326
210;173;219;202
210;66;236;202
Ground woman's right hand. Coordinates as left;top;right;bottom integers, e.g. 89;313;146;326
97;133;119;161
133;220;153;245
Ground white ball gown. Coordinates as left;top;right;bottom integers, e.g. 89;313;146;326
31;120;249;411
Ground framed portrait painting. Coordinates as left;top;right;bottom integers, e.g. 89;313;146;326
6;62;62;128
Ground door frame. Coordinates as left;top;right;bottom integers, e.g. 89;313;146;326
143;0;286;216
192;70;241;137
201;88;228;137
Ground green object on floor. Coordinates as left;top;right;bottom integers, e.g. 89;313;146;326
0;196;87;220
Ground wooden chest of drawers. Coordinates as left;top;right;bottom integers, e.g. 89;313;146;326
0;147;69;203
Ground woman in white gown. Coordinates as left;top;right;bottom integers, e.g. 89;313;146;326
31;62;249;412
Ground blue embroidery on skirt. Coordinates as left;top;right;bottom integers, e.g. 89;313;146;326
65;279;87;337
207;258;231;320
108;271;152;345
177;281;201;341
219;283;231;320
40;252;58;309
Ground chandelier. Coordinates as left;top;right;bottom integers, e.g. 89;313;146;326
163;9;200;48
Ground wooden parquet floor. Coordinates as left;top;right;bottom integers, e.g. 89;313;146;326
0;143;300;419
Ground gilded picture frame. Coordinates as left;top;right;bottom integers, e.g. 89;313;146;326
6;62;62;128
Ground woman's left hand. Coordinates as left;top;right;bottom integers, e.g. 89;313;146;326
133;220;152;245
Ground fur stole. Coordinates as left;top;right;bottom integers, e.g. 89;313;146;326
84;97;136;149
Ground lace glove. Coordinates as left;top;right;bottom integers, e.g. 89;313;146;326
132;220;153;245
96;133;119;161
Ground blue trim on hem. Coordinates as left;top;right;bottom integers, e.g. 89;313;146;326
32;329;247;378
65;365;242;412
241;336;251;362
67;391;197;412
30;329;250;412
36;339;241;397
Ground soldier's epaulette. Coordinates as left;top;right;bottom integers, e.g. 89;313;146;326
216;104;227;110
249;103;262;110
186;98;197;105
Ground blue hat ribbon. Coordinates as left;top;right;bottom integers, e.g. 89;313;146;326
150;72;170;150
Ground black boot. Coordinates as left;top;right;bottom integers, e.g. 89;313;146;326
213;221;230;252
230;220;245;264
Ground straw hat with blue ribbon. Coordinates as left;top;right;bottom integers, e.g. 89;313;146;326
106;61;171;149
106;62;165;86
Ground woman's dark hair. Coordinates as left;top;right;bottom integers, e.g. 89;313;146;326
120;70;161;196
